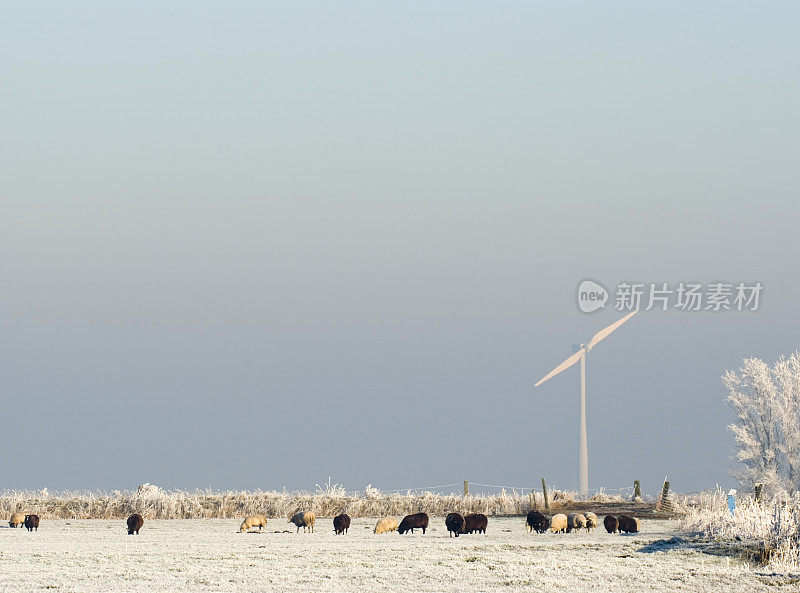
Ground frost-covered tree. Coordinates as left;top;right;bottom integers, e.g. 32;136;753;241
724;352;800;494
774;354;800;487
725;358;781;491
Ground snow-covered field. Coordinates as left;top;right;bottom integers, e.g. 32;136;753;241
0;518;780;592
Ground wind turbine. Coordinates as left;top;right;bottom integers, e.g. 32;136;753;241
534;310;638;496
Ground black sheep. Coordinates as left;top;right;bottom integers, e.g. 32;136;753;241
398;512;429;534
24;514;39;532
445;512;465;537
603;515;618;533
526;511;549;534
333;513;350;535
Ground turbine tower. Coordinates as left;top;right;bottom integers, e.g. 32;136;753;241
534;310;637;496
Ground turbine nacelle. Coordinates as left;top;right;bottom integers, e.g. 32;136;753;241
534;310;637;388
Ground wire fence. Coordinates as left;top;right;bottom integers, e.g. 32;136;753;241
380;483;462;493
379;482;639;500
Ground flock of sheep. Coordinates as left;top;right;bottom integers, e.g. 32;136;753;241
524;510;640;534
8;509;640;537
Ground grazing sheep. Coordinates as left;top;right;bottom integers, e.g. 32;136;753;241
550;514;568;533
333;513;351;535
617;515;640;533
127;513;144;535
398;512;429;534
445;512;465;537
24;514;39;532
373;517;399;534
289;511;315;533
462;513;488;534
584;512;598;532
526;511;549;534
603;515;618;533
239;515;268;533
567;513;586;533
9;512;26;528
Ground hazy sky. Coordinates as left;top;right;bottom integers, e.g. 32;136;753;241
2;2;799;495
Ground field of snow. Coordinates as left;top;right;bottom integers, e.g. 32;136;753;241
0;517;783;592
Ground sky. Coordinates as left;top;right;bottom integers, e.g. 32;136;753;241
1;1;799;495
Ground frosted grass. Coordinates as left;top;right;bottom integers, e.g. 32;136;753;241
0;518;771;593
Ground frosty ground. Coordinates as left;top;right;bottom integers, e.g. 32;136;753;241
0;518;785;592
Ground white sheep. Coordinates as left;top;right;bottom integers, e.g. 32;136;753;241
550;514;568;533
567;513;586;533
9;512;25;528
239;515;268;533
584;512;598;532
289;511;315;533
374;517;399;534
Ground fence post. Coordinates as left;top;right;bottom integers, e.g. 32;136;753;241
529;491;535;510
754;483;763;504
657;478;672;512
464;480;469;497
633;480;642;501
541;477;550;511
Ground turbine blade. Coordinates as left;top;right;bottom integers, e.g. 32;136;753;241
534;350;583;387
587;310;638;350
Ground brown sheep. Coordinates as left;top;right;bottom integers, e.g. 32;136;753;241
127;513;144;535
462;513;488;534
618;515;640;533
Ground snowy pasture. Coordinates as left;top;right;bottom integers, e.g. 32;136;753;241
0;518;779;592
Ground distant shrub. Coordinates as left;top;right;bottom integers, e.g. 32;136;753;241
0;482;624;520
681;489;800;571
